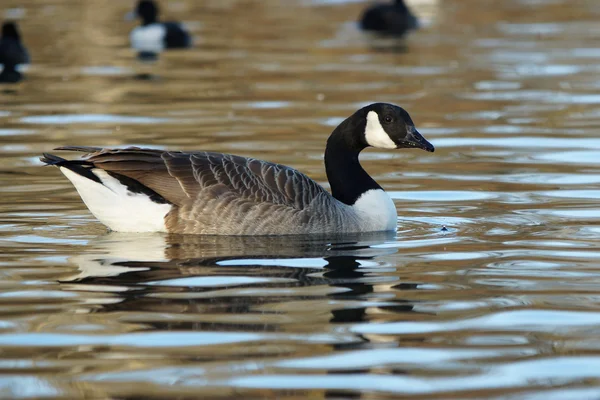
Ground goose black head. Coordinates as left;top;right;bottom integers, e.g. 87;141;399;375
134;0;159;25
359;103;434;152
1;22;20;40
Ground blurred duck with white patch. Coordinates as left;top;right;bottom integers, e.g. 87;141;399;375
127;0;192;61
0;21;29;83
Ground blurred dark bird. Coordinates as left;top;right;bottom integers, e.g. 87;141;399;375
127;0;192;61
0;21;29;83
360;0;419;36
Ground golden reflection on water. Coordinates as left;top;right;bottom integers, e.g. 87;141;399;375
1;0;600;398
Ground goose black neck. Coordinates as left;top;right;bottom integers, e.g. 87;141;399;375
324;123;382;206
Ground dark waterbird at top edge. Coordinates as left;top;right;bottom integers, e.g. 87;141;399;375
0;21;29;83
360;0;419;37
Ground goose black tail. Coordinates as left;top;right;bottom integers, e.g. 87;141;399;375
40;152;102;184
40;152;66;166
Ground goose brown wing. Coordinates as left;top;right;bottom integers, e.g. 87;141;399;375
56;146;330;210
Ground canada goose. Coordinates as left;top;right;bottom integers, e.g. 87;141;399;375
127;0;192;61
40;103;434;236
360;0;419;36
0;21;29;83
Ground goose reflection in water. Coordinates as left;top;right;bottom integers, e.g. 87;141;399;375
62;232;421;332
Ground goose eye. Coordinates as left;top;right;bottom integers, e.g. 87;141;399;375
383;115;393;123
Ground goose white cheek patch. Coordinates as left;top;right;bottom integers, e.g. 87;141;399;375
364;111;396;149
